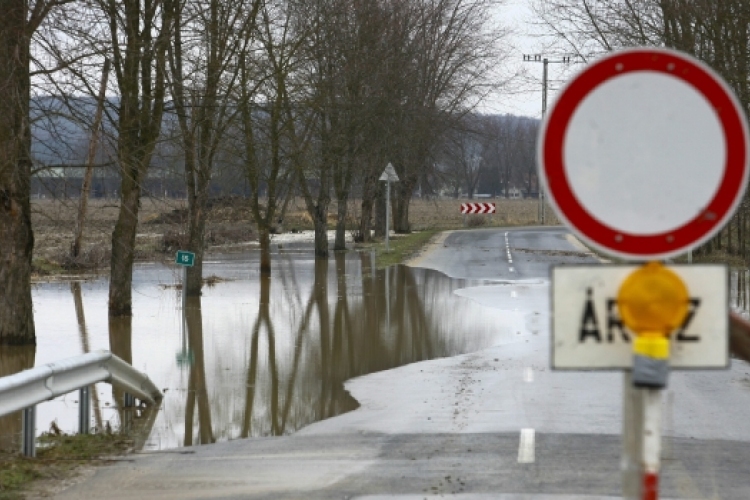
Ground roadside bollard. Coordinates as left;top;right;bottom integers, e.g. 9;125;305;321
22;406;36;457
617;262;690;500
79;385;91;435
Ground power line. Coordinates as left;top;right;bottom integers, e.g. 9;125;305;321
522;54;577;224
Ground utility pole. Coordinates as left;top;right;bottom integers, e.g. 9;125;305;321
523;54;573;225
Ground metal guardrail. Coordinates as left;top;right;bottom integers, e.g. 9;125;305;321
0;350;162;456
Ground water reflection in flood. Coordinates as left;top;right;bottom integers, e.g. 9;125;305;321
2;251;511;451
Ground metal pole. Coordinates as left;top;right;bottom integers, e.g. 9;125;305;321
525;55;573;224
78;386;91;435
385;266;391;337
124;392;135;408
622;372;643;499
22;406;36;457
385;180;391;252
182;265;188;313
541;58;548;226
641;388;663;500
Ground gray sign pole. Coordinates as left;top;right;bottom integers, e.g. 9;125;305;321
385;180;391;252
175;250;195;362
380;163;399;253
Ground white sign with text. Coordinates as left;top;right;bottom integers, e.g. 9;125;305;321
552;264;728;370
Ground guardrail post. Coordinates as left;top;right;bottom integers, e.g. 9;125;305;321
22;406;36;457
78;386;91;435
124;392;135;408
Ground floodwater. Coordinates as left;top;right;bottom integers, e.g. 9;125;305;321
0;248;508;451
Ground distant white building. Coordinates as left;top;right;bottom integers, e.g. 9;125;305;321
498;187;523;199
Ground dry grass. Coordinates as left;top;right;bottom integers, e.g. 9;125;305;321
30;196;559;275
404;198;560;230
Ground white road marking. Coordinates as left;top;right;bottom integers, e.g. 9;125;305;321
509;267;515;273
523;367;533;382
504;232;512;264
511;290;517;298
518;428;535;463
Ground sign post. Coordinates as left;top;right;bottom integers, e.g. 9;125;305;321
175;250;195;367
379;163;399;252
539;48;749;500
460;202;496;226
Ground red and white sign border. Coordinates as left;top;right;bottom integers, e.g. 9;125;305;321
538;48;750;261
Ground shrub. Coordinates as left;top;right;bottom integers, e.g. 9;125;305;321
466;215;487;227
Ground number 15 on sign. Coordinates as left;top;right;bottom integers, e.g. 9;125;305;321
175;250;195;267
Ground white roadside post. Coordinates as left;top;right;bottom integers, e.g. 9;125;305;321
379;163;399;252
539;48;748;500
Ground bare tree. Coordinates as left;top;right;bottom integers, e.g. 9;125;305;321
237;0;304;273
167;0;261;294
389;0;507;233
440;117;484;199
103;0;173;316
0;0;65;344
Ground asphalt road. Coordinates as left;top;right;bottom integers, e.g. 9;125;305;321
53;227;750;500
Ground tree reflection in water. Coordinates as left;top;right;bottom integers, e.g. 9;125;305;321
0;345;35;451
108;315;160;448
71;282;104;432
10;251;497;449
230;253;483;442
184;296;215;445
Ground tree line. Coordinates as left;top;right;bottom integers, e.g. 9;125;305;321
0;0;509;345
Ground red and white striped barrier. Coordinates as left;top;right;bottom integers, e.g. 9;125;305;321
460;202;496;214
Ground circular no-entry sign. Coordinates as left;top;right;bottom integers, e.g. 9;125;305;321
539;48;750;261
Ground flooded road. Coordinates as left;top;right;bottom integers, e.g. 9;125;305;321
1;249;510;451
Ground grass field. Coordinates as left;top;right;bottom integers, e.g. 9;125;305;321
30;196;559;274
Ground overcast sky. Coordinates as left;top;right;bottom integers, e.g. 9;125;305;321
481;0;581;119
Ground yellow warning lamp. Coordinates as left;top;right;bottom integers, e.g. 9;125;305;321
617;262;690;359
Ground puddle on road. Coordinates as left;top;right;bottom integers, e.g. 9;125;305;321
1;251;514;451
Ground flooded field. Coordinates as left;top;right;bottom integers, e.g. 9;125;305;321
0;248;509;451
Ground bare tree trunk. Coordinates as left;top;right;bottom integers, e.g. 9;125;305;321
186;295;215;444
394;175;415;234
185;191;207;296
108;314;132;426
359;196;374;242
312;205;330;257
0;345;34;451
0;3;34;345
71;58;110;262
374;185;385;239
259;228;271;274
334;200;347;251
109;179;141;316
106;0;171;316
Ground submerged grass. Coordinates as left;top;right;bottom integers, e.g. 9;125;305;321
356;229;442;269
0;433;134;499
